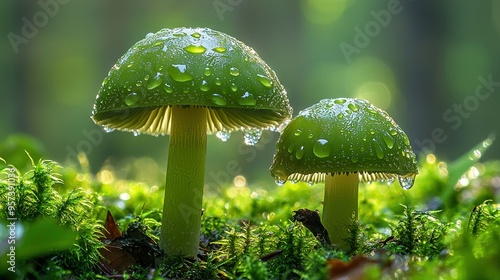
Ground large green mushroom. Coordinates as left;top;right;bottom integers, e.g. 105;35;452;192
92;27;292;257
270;98;417;249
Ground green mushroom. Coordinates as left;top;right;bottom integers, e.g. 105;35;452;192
92;27;292;257
270;98;417;250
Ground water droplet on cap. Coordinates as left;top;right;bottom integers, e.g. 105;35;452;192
125;92;139;106
204;67;212;76
168;64;194;82
212;47;227;53
229;67;240;76
163;83;173;93
147;74;163;90
257;74;272;88
173;32;186;37
348;103;360;112
295;146;305;160
372;140;385;159
183;44;207;54
191;32;201;38
211;93;227;105
382;132;395;149
199;80;210;91
313;139;332;158
237;92;256;106
230;83;238;91
216;131;231;142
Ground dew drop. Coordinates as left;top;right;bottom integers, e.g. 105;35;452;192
294;129;302;136
402;134;411;146
313;139;331;158
237;92;257;106
483;138;493;148
308;181;314;186
183;44;206;54
216;131;231;142
230;83;238;91
470;149;482;160
350;157;359;163
372;140;385;159
337;113;344;119
133;131;141;136
191;32;201;38
229;67;240;76
398;174;416;190
389;129;398;136
211;93;227;106
125;92;139;106
102;76;110;87
167;64;194;82
204;67;212;76
243;129;262;146
103;126;115;133
348;103;360;112
275;177;286;186
145;32;154;38
334;99;346;104
153;41;163;47
295;146;305;160
199;80;210;91
257;74;272;88
215;78;222;86
147;74;163;90
382;132;395;149
173;32;186;37
212;47;227;53
163;83;173;93
386;177;395;185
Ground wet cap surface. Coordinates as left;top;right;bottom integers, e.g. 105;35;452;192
92;27;292;136
270;98;418;185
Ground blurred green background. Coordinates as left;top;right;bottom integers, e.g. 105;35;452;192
1;0;499;190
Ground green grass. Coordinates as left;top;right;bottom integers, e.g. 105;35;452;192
1;136;499;279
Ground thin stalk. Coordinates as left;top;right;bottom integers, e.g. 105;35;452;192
323;172;359;250
160;106;207;257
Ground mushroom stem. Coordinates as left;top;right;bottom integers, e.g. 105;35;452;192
323;172;359;250
160;106;207;257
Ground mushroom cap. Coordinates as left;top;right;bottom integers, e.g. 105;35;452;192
270;98;418;184
91;27;292;135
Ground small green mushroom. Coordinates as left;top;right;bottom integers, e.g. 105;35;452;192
92;27;292;257
270;98;417;250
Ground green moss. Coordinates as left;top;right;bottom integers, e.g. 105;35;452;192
1;136;500;279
